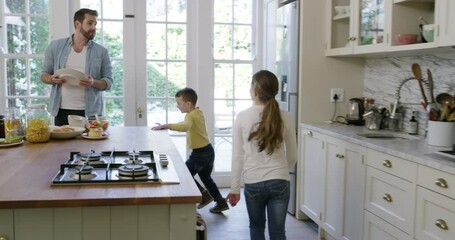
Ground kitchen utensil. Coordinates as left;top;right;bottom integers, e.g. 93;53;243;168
347;98;365;125
427;69;435;103
412;63;428;106
436;93;452;105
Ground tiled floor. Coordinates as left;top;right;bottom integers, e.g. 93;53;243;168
197;188;319;240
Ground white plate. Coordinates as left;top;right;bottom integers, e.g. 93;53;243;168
50;126;86;139
81;132;109;140
0;140;25;148
55;68;87;85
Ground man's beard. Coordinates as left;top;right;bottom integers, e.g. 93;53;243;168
80;28;95;40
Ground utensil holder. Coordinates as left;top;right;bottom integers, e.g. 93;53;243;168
428;121;455;147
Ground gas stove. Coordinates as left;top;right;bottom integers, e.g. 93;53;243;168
52;150;172;186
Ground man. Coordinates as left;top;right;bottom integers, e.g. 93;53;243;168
41;8;113;126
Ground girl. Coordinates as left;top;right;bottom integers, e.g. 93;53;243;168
226;70;297;240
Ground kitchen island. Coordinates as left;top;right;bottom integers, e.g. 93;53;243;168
0;127;201;240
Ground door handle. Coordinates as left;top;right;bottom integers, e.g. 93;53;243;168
137;107;144;118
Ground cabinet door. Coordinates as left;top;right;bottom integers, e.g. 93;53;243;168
436;0;455;46
321;139;345;238
326;0;357;55
363;211;412;240
0;209;14;240
321;137;366;240
298;127;324;223
342;141;366;240
354;0;390;54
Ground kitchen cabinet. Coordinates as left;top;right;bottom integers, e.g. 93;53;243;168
364;149;417;235
326;0;454;57
415;165;455;240
297;128;324;222
326;0;390;56
298;126;366;240
435;0;455;46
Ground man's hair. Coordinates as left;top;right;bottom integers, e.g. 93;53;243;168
175;87;198;106
74;8;98;28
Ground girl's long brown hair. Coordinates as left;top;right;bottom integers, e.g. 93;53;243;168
247;70;284;155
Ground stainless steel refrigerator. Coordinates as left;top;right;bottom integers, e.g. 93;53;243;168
276;0;299;215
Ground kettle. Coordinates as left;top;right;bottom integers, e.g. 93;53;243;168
347;98;365;125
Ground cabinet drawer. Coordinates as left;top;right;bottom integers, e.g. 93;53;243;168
418;165;455;199
363;210;411;240
366;149;417;181
415;187;455;240
365;166;415;233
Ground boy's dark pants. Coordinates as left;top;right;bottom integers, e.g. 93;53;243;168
186;144;223;201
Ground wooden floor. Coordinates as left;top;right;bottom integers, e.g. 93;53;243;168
198;188;319;240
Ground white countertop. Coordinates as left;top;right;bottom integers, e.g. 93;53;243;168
301;122;455;175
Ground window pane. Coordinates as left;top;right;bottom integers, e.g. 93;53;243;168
106;60;124;97
234;64;252;99
168;24;186;60
6;16;26;54
214;0;232;23
147;99;166;126
30;58;49;96
168;0;187;22
5;0;25;14
234;0;252;23
31;98;49;106
168;62;186;91
233;25;252;60
29;0;48;14
105;98;124;126
6;58;27;96
146;23;166;59
213;24;232;60
102;21;123;58
102;0;122;19
30;16;50;54
147;0;166;21
80;0;101;13
214;136;231;171
147;61;166;97
214;63;233;98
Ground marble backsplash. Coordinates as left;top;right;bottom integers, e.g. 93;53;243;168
363;52;455;136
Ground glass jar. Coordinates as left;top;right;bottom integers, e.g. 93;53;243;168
26;104;51;143
5;107;24;142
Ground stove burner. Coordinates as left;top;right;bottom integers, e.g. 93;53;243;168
80;152;102;161
70;173;98;180
118;164;149;177
124;158;144;164
75;165;93;175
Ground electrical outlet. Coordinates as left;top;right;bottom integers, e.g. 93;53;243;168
330;88;344;102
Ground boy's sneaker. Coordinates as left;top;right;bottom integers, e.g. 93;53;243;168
209;199;229;213
197;190;213;209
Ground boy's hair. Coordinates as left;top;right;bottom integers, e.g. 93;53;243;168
74;8;98;28
175;87;198;105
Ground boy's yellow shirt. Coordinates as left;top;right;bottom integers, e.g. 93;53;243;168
169;108;210;149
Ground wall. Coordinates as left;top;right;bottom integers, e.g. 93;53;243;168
299;0;365;124
363;50;455;135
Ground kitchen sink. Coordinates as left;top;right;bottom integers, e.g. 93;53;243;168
356;133;407;139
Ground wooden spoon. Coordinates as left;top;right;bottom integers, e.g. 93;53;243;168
427;69;435;103
412;63;428;106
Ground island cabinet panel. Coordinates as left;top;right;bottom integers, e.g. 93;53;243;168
0;209;14;240
1;205;194;240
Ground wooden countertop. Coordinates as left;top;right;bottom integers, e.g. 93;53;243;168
0;127;201;209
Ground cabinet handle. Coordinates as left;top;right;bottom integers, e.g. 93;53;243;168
336;153;344;159
435;219;449;230
306;131;313;137
348;37;356;41
382;160;392;168
0;236;10;240
382;193;393;202
435;178;448;188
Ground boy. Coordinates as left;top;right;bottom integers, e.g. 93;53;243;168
152;87;229;213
